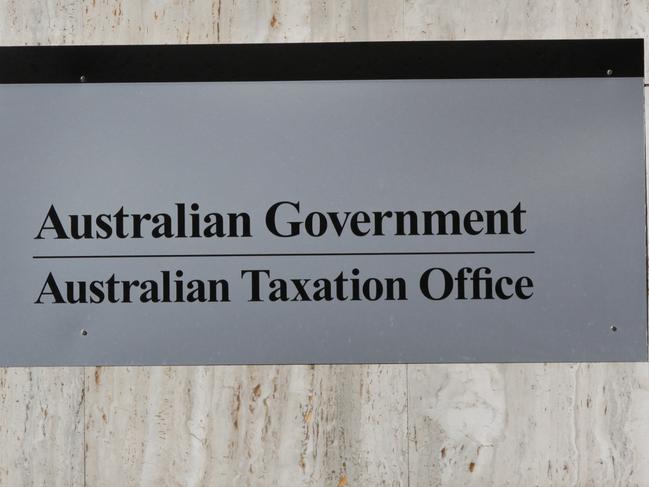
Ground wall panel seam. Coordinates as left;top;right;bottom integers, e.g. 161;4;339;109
406;364;410;487
83;366;87;487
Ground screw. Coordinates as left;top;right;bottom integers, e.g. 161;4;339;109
80;329;88;336
79;75;87;83
606;69;613;76
610;325;618;332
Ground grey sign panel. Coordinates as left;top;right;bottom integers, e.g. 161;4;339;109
0;74;646;365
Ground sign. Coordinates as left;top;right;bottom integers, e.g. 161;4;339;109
0;40;646;365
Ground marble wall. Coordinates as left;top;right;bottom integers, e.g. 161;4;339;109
1;1;648;485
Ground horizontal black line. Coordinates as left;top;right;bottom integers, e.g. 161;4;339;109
0;39;643;83
33;251;535;259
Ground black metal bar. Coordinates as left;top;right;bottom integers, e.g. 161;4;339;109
0;39;643;83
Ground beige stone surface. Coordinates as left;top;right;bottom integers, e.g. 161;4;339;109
409;363;649;486
0;368;84;487
0;1;648;486
85;365;407;486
